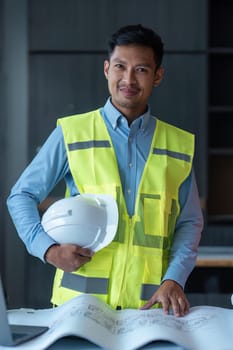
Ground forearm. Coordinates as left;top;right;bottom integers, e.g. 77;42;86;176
162;238;200;288
7;126;70;261
7;192;56;261
163;170;203;287
163;214;203;287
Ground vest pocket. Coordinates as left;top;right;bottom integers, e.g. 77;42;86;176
60;248;114;295
144;197;161;235
78;246;114;277
143;194;172;237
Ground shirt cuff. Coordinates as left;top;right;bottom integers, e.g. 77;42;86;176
29;229;57;263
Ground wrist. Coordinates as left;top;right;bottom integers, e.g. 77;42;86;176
44;244;59;263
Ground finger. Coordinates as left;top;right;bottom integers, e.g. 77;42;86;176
170;298;181;317
177;295;190;316
180;297;190;315
140;295;160;310
140;300;154;310
160;297;170;315
74;254;92;268
176;297;185;316
171;296;190;317
74;246;94;257
68;256;92;272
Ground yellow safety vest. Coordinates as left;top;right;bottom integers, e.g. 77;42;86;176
51;109;194;309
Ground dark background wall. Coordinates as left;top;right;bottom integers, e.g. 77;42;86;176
0;0;232;309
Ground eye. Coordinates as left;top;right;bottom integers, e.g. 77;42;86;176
114;63;124;70
136;66;148;73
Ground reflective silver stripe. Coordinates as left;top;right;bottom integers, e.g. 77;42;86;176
68;140;111;151
61;272;109;294
141;284;160;300
134;234;169;249
153;148;191;162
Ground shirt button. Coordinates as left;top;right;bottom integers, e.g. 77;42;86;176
128;162;133;168
127;189;131;194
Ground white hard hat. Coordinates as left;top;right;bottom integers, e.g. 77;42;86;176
41;194;118;252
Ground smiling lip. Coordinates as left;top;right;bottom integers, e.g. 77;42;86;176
119;86;139;97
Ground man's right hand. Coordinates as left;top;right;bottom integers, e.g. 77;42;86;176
45;244;94;272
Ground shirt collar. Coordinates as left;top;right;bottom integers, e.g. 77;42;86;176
103;97;151;133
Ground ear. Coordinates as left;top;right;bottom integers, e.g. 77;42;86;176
104;60;110;79
153;67;164;87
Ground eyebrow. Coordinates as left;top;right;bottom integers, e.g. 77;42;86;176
111;57;153;69
111;57;126;64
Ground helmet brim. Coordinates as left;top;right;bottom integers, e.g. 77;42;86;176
81;194;119;251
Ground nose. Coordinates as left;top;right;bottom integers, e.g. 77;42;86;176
122;69;136;84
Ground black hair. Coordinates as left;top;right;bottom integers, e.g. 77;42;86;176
107;24;164;68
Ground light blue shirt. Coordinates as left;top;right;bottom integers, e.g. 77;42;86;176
7;98;203;288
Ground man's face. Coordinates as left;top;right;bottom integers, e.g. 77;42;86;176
104;44;163;122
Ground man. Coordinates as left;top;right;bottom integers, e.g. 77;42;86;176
7;24;203;317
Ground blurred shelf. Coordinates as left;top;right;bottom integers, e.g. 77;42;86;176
197;246;233;267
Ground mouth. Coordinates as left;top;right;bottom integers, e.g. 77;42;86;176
119;85;139;97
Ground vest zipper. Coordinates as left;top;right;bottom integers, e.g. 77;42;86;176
117;216;133;308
